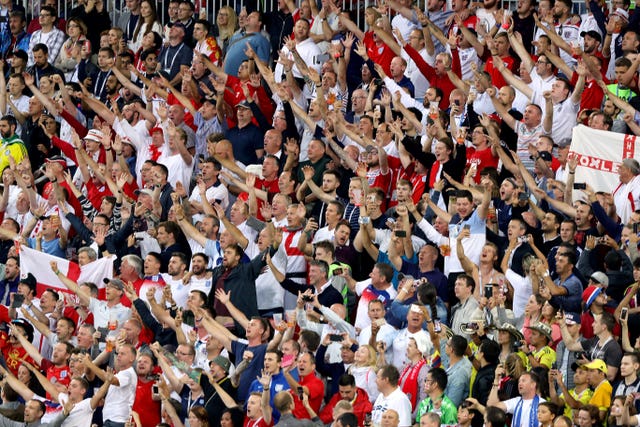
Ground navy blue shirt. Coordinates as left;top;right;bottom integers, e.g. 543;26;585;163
231;340;267;402
225;122;264;166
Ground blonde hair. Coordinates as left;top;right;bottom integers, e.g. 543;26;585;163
218;6;238;41
358;344;377;368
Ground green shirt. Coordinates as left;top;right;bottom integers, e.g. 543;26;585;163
415;394;458;425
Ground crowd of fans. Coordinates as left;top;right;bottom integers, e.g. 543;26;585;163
0;0;639;426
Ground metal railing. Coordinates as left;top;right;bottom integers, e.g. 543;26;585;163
20;0;602;37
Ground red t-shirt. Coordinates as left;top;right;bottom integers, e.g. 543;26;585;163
363;31;395;76
86;180;113;210
133;379;162;427
244;417;273;427
0;341;34;376
41;359;71;399
484;55;516;89
466;146;499;183
367;168;391;193
291;374;325;419
571;76;605;112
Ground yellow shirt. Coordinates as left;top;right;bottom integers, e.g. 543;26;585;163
527;346;556;370
0;139;27;173
589;380;612;412
560;387;593;420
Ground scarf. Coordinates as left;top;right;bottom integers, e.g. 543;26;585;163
400;358;426;409
513;395;540;427
149;143;161;161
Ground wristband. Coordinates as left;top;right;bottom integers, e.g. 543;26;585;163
51;179;57;183
501;23;510;29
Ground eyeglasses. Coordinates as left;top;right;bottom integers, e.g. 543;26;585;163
537;60;549;64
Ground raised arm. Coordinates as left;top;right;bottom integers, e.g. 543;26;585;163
50;261;91;306
492;55;533;99
9;323;44;365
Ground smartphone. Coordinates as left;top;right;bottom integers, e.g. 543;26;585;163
434;320;442;333
97;327;109;343
11;294;24;308
573;183;586;190
394;230;407;237
634;223;639;234
622;307;629;320
329;334;343;342
316;53;330;63
454;99;461;106
333;268;343;276
302;295;314;302
297;386;304;400
281;354;295;368
152;385;159;395
365;413;372;425
463;224;471;231
518;192;529;201
484;285;493;298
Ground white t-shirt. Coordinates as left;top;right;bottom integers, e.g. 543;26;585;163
254;244;287;311
505;268;533;320
88;298;131;330
103;366;137;423
157;151;194;190
372;387;413;427
504;396;546;427
163;274;190;308
59;393;94;427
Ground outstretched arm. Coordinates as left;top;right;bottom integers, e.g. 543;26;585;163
50;261;91;306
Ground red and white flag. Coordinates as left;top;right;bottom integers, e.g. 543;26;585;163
19;246;115;296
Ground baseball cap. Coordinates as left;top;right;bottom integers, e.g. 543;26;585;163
210;356;231;373
564;312;581;325
236;100;252;109
149;127;164;136
583;359;607;374
135;188;155;197
580;30;602;43
611;8;629;21
590;271;609;287
103;278;125;291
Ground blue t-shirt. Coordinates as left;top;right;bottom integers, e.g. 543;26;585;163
27;237;65;258
247;370;295;422
551;274;583;312
231;340;267;402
